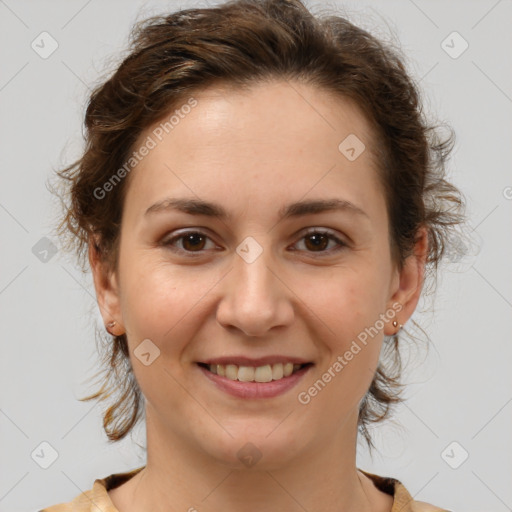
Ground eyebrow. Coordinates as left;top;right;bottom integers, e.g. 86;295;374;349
144;197;369;221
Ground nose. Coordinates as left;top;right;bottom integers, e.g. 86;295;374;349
216;244;294;337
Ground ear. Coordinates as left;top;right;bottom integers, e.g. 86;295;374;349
88;236;124;336
384;226;428;336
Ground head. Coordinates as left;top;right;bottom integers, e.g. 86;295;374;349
55;0;464;459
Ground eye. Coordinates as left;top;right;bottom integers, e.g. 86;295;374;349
291;228;347;255
161;228;347;256
161;230;218;254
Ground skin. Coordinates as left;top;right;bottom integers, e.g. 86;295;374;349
90;80;429;512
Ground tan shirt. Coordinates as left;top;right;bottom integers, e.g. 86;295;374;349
38;466;450;512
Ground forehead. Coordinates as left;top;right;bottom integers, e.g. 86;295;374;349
123;80;384;220
163;80;376;159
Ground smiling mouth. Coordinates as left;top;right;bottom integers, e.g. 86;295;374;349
197;362;313;383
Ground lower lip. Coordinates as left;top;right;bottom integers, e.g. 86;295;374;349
197;364;312;399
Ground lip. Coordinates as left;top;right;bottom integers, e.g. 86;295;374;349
199;356;312;366
197;363;313;399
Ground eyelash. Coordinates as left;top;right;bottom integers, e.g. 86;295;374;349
161;228;347;257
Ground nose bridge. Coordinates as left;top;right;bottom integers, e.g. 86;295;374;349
216;236;293;336
236;245;276;303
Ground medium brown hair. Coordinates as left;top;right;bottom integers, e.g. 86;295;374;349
53;0;465;453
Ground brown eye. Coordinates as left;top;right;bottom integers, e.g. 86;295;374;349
293;229;347;255
162;230;217;254
181;232;207;251
304;232;330;251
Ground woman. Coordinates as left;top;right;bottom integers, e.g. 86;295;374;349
42;0;463;510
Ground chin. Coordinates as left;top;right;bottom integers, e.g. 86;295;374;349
203;423;308;471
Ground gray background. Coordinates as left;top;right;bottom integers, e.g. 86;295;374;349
0;1;511;511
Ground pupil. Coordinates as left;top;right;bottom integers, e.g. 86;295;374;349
183;233;205;251
306;233;327;251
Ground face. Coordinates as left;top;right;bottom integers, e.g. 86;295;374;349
91;80;426;469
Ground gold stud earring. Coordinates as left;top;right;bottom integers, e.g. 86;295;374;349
106;320;117;335
392;320;403;333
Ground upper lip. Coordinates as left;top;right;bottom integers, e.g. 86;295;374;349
199;356;313;366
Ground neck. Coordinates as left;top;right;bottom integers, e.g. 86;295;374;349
120;406;384;512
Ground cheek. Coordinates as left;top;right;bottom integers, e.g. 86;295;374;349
118;255;209;350
117;258;212;403
301;278;385;423
305;266;387;342
302;268;387;402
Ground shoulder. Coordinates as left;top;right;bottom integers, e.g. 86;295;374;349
410;500;450;512
37;476;114;512
38;466;145;512
38;505;72;512
38;484;104;512
358;468;451;512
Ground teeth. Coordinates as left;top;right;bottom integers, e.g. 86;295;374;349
272;363;284;380
225;364;238;380
238;366;255;382
207;362;305;382
254;365;272;383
